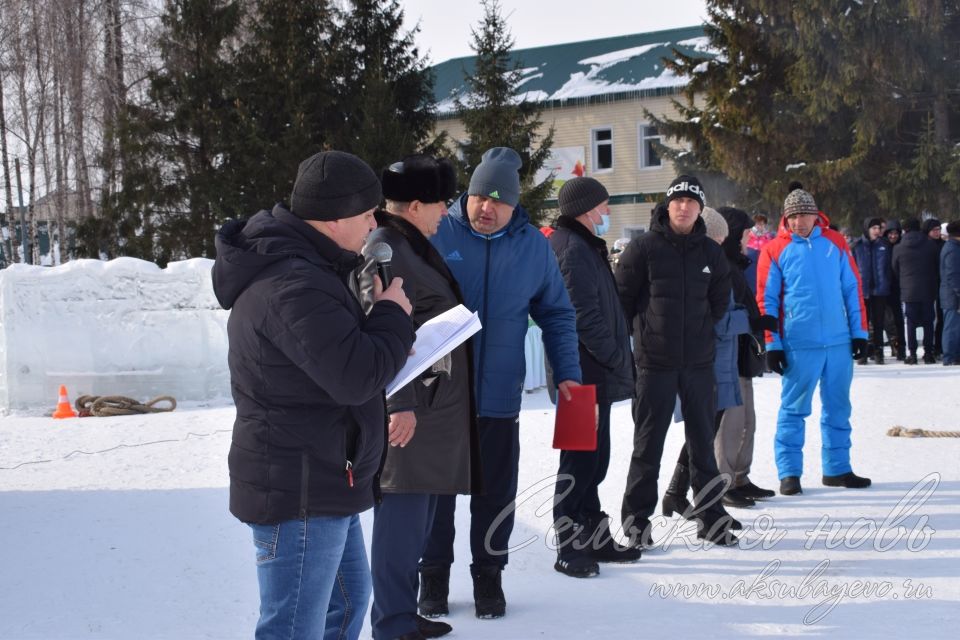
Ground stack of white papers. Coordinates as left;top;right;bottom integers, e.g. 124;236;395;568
386;304;482;398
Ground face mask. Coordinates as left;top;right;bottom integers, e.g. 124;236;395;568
593;213;610;237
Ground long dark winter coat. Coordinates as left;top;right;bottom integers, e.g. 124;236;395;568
549;215;634;404
614;204;732;370
212;205;415;524
358;211;479;495
892;231;940;303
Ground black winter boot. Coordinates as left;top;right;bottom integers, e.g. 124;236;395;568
553;522;600;578
721;488;756;509
696;511;740;546
738;481;775;500
780;476;803;495
416;614;452;638
585;512;642;563
662;463;693;518
417;566;450;618
471;565;506;619
822;471;871;488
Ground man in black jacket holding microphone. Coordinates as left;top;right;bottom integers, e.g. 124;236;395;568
212;150;415;640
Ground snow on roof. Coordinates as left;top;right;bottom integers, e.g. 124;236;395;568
431;25;710;114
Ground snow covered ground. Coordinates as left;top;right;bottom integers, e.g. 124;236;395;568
2;360;959;639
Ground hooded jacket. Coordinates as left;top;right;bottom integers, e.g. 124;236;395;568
211;204;415;524
892;231;941;303
615;204;732;370
430;192;581;418
756;212;867;351
548;215;634;404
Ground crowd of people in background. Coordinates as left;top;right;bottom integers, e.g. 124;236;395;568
212;146;960;640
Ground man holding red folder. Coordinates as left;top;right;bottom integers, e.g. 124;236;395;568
549;178;639;578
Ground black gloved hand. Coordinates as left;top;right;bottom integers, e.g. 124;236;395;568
851;338;869;360
751;314;779;333
766;350;787;375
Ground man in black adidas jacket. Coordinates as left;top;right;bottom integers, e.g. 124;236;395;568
212;150;415;640
615;174;738;547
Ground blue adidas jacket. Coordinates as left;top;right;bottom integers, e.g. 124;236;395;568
757;215;868;351
431;193;581;418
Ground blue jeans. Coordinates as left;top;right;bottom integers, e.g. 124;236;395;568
250;514;371;640
775;345;854;479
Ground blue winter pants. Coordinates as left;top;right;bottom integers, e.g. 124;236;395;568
371;493;438;640
775;345;854;479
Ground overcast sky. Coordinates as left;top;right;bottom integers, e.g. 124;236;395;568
400;0;711;64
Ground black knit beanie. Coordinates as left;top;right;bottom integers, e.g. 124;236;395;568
921;218;942;235
558;177;609;217
665;174;705;210
290;151;382;221
381;155;457;204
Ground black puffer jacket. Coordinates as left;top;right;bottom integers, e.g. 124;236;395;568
615;204;731;370
357;211;480;495
892;231;940;303
549;216;634;404
212;205;415;524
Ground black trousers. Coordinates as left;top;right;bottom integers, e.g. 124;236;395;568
674;410;725;465
421;416;520;570
884;293;905;354
622;367;725;529
553;401;612;527
904;301;935;354
865;295;888;353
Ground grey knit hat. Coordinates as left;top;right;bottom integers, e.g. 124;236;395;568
290;151;382;221
468;147;522;207
783;189;819;218
701;206;729;243
558;177;609;217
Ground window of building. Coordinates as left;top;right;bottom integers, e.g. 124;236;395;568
638;124;662;168
591;127;613;172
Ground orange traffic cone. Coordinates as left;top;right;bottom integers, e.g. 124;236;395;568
52;385;78;419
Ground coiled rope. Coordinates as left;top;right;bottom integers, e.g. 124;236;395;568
887;425;960;438
75;395;177;417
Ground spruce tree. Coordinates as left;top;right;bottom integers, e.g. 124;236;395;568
655;0;960;224
232;0;338;213
85;0;243;263
456;0;554;223
327;0;436;172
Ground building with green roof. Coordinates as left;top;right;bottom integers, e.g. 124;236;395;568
431;25;713;240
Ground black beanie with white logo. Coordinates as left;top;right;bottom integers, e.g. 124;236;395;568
665;174;705;210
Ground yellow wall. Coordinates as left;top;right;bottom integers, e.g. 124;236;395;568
435;93;695;243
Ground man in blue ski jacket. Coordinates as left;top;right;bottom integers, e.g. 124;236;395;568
418;147;581;620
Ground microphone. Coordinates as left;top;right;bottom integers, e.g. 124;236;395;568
369;242;393;288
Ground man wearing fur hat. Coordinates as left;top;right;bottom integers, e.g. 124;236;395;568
548;177;639;579
851;217;893;364
756;188;871;496
212;150;415;640
616;174;740;548
356;155;477;640
419;147;581;620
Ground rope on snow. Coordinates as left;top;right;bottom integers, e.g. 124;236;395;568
75;395;177;417
887;425;960;438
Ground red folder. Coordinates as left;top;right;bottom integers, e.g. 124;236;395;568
552;384;598;451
